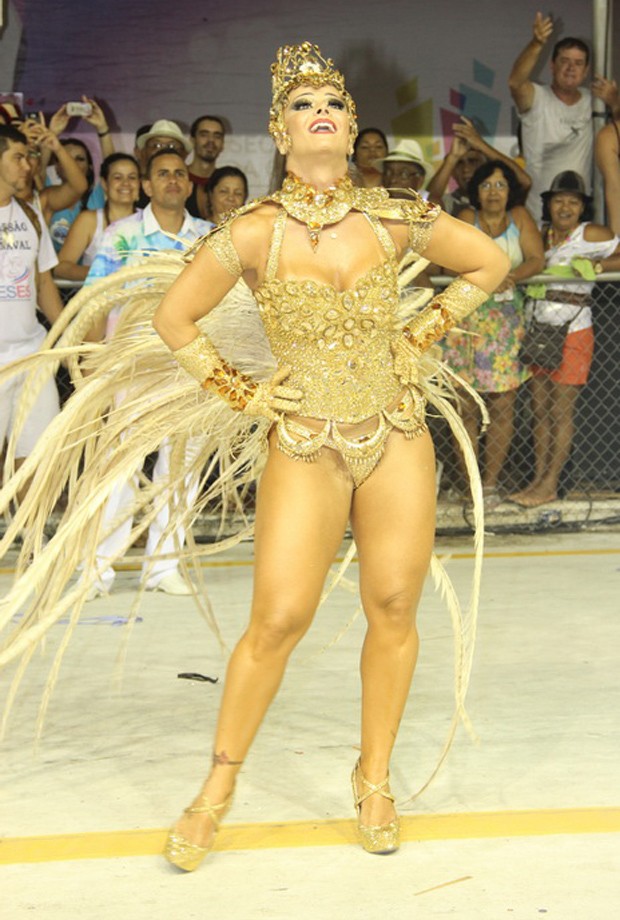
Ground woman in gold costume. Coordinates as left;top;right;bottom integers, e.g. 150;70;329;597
155;43;509;869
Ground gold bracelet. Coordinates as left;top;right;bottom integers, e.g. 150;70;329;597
403;277;488;350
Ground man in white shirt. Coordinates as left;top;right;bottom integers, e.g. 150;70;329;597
83;149;211;598
0;124;64;491
509;13;592;222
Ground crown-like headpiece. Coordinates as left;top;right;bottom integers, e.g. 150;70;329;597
268;42;357;150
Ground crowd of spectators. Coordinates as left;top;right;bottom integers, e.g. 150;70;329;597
2;10;620;546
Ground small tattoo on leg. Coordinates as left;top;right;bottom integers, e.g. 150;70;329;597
212;750;243;767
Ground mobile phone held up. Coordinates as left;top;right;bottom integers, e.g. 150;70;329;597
66;102;92;117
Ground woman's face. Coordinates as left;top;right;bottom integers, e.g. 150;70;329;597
355;131;387;170
549;192;585;233
209;175;246;222
477;168;509;214
103;159;141;206
283;83;350;159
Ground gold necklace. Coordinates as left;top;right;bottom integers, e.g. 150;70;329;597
274;172;356;251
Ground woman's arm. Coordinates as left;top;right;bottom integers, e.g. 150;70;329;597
453;118;532;195
391;212;510;380
426;134;468;204
153;233;247;350
54;210;97;281
82;97;115;159
39;131;88;222
154;216;301;419
507;206;545;284
595;123;620;236
423;211;510;293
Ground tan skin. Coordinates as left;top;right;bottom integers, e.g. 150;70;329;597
15;122;88;223
353;130;388;188
54;158;140;281
509;13;589;112
595;119;620;236
207;174;246;224
87;153;192;343
509;194;620;507
454;168;544;492
189;118;225;178
153;83;509;849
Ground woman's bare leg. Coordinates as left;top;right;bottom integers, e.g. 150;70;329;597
173;436;354;846
350;430;436;827
510;376;552;502
482;390;517;490
517;382;580;505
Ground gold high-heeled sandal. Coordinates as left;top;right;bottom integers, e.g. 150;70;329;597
164;792;233;872
351;758;400;854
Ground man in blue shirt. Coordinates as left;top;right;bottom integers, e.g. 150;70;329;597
85;150;212;597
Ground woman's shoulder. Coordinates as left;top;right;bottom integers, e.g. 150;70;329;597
227;200;279;242
509;205;537;229
582;222;615;243
456;206;476;224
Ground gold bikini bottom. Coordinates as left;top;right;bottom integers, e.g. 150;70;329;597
274;386;428;488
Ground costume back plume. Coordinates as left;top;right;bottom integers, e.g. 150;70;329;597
0;243;485;794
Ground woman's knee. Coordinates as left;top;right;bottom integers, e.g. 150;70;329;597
245;604;313;659
364;588;418;639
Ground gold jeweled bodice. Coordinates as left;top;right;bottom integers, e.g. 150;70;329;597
253;210;403;423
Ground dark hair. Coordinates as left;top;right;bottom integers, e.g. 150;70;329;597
468;159;521;211
145;147;188;178
352;127;388;161
190;115;226;138
0;123;27;154
552;37;590;66
134;123;152;145
206;166;248;200
60;138;95;207
100;152;140;181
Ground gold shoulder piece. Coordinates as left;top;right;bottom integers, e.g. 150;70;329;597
184;197;275;272
204;224;243;277
354;190;440;254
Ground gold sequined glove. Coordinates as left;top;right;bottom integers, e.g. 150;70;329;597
393;278;489;384
392;336;422;386
172;334;302;421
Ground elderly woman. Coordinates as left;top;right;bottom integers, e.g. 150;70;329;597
152;43;508;869
442;160;544;504
204;165;248;224
510;171;620;507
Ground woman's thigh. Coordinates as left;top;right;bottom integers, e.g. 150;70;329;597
351;429;436;616
250;435;354;626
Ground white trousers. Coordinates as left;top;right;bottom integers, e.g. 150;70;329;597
91;440;199;590
0;366;60;458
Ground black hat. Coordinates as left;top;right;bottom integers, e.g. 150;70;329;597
540;170;592;206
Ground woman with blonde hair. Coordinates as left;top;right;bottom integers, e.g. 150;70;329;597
153;42;508;869
0;43;508;872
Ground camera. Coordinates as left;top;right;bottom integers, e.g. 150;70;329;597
66;102;92;117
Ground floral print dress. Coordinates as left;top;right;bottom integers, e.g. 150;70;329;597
442;212;530;393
